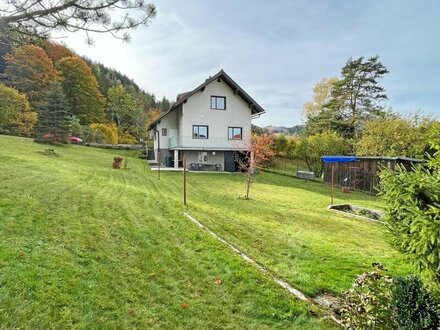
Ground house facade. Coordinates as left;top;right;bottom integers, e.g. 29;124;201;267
148;70;265;172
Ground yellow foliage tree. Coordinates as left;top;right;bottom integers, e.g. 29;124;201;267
0;83;37;136
89;123;118;144
356;116;430;157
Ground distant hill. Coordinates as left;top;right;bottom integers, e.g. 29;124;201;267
263;125;305;135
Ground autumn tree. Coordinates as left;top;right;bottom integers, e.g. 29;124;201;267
303;77;338;135
356;115;431;157
42;41;76;63
35;81;71;143
297;131;350;177
131;108;159;140
56;56;105;124
235;134;275;200
325;56;389;141
0;83;37;136
4;44;59;112
0;0;156;43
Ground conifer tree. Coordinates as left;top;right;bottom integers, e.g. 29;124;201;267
35;81;71;143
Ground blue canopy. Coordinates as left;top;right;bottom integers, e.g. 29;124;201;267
321;156;358;163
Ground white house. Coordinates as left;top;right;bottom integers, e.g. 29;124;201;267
148;70;265;172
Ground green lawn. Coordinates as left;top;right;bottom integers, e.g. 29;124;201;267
0;136;411;328
267;157;309;177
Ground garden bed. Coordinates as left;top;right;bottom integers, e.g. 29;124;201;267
328;204;384;223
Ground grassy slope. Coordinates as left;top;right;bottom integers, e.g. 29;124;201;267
0;136;413;328
0;136;331;329
186;173;412;296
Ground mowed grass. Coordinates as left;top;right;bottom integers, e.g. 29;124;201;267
267;157;309;176
0;136;333;329
0;136;412;328
186;172;413;296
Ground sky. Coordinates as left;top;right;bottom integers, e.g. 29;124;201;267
58;0;440;127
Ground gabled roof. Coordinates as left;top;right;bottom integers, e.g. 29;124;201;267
149;70;266;129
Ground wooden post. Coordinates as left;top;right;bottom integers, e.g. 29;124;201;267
158;149;160;180
155;129;160;181
183;155;187;206
331;163;335;205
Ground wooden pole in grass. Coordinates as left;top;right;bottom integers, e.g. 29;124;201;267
183;155;187;206
331;163;335;205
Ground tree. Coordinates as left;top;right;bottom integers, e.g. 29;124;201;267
325;56;389;141
107;84;139;129
42;40;76;63
0;83;37;136
356;115;429;157
380;129;440;286
303;77;338;135
297;131;349;177
35;81;72;143
235;134;275;200
4;44;59;112
135;107;162;140
86;123;118;144
56;56;105;124
0;0;156;43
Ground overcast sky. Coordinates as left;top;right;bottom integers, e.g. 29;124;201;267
59;0;440;127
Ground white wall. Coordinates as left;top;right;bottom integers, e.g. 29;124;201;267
180;79;252;149
153;107;180;150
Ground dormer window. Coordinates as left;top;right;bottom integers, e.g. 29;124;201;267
211;96;226;110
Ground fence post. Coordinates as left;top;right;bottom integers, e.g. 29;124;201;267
331;163;335;205
183;155;187;206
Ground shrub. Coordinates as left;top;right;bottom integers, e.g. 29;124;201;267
118;132;137;144
380;163;440;285
340;266;440;330
339;264;394;329
393;275;439;330
88;123;118;144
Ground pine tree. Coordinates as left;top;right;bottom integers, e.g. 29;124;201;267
35;81;71;144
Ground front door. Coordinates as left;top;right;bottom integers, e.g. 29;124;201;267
224;151;235;172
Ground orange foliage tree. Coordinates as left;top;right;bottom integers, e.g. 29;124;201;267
42;41;76;63
235;134;275;200
56;56;105;124
4;44;59;112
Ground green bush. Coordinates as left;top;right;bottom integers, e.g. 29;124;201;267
340;267;440;330
393;275;439;330
380;163;440;285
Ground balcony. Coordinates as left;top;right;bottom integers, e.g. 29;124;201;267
168;135;247;150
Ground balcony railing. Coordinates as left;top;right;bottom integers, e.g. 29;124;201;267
169;136;178;148
168;135;247;150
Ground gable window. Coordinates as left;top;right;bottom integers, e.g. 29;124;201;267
162;128;167;136
228;127;242;140
198;152;208;163
211;96;226;110
193;125;209;139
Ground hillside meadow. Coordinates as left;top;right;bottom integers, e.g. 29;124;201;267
0;135;412;328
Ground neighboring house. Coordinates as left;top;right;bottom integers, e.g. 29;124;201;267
148;70;265;172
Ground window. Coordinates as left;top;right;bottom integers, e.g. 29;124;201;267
228;127;243;140
198;152;208;163
211;96;226;110
162;128;167;136
193;125;209;139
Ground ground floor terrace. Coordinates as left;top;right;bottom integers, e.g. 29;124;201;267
153;148;248;172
